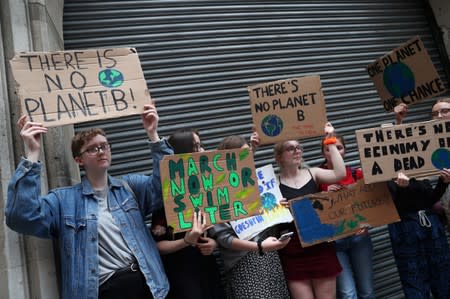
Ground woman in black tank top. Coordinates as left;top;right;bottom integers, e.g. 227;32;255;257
273;122;347;299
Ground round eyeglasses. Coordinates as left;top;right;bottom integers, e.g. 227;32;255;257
80;143;111;156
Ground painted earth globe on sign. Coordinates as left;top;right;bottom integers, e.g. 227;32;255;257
261;192;278;211
431;148;450;170
261;114;283;137
98;69;124;88
383;62;415;98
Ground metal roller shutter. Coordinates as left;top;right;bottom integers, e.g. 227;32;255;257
63;1;449;298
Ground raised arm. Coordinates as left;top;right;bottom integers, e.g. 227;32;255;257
142;103;160;142
124;103;174;214
312;122;346;185
17;115;48;162
5;116;60;238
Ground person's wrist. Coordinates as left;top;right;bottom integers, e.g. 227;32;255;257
257;239;265;256
183;233;197;247
147;131;160;143
25;150;40;163
323;136;337;145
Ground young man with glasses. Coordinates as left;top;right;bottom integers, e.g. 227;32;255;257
5;104;172;299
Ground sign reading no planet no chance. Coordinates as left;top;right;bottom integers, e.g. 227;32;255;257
356;119;450;184
10;48;151;127
367;36;447;112
160;148;262;233
248;76;328;145
290;180;399;247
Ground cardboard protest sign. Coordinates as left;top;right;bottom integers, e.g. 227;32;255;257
290;180;399;247
248;76;327;145
367;36;446;112
230;164;293;240
10;48;151;127
160;148;261;233
356;119;450;184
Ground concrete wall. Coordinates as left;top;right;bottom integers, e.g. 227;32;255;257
430;0;450;58
0;0;77;298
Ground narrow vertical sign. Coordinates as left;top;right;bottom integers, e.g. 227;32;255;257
231;164;293;240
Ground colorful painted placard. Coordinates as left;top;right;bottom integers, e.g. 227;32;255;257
290;180;399;247
248;76;327;145
367;36;446;112
10;48;150;127
160;148;261;233
230;164;293;240
356;119;450;184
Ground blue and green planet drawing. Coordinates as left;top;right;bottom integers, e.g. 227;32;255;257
261;114;283;136
260;192;278;210
98;69;124;88
432;148;450;170
383;62;415;98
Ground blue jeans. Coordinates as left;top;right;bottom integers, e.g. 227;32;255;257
335;235;375;299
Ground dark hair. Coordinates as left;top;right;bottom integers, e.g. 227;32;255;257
319;134;345;168
321;134;345;154
168;128;199;154
218;135;247;150
71;128;107;158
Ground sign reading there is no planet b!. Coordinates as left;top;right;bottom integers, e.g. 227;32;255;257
10;48;151;127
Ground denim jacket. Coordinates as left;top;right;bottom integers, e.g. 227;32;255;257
5;139;173;299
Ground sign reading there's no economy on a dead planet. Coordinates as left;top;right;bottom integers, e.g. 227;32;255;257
356;119;450;184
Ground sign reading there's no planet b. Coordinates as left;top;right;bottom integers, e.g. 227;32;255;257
356;119;450;184
248;76;328;145
290;180;399;247
10;48;151;127
160;148;262;233
367;36;447;112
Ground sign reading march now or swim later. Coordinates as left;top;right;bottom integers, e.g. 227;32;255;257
367;36;447;112
10;48;150;127
248;76;327;145
230;164;293;240
290;180;399;247
356;119;450;184
160;148;261;233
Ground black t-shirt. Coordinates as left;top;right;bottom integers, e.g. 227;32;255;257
388;177;448;215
